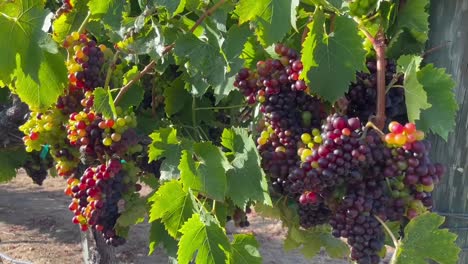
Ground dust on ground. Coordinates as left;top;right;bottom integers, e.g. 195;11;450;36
0;171;368;264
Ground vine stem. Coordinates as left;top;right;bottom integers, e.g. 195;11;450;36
78;11;91;34
190;0;227;33
374;30;387;130
103;51;120;91
374;215;399;248
113;0;226;105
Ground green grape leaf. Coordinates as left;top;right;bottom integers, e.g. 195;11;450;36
179;142;231;201
52;0;89;43
393;0;429;44
128;19;168;61
173;34;227;96
223;128;271;207
285;226;349;259
150;0;186;17
88;0;125;30
178;213;230;264
114;66;145;110
13;52;67;111
223;24;251;64
93;87;117;119
397;55;431;122
149;220;178;256
290;0;300;31
386;30;425;59
148;180;196;238
416;64;458;140
148;127;182;181
301;12;367;103
0;0;67;110
0;148;27;183
234;0;268;24
163;77;191;116
235;0;297;46
0;0;52;82
394;213;460;264
228;234;262;264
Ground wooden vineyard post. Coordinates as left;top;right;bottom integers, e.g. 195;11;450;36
81;230;117;264
426;0;468;262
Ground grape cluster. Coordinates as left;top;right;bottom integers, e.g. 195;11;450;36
346;60;407;126
235;43;446;263
66;158;139;246
234;44;326;195
63;32;111;92
67;107;138;162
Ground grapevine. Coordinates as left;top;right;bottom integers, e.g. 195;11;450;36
0;1;462;264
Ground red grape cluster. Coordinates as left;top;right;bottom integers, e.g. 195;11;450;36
63;32;111;92
65;158;139;246
298;116;444;264
234;44;326;195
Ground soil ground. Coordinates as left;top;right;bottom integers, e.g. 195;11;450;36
0;171;388;264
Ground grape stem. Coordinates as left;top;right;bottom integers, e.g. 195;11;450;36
103;51;121;91
78;11;91;34
113;0;226;105
373;30;387;130
374;215;399;248
365;121;385;138
385;73;403;92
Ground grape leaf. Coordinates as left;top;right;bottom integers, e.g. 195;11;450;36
397;55;431;122
290;0;300;31
235;0;296;46
173;34;227;96
228;234;262;264
178;213;230;264
0;0;51;82
114;66;145;110
0;1;67;110
387;30;425;59
163;77;191;116
222;128;271;207
301;12;367;103
148;127;182;180
13;52;67;111
150;0;186;17
234;0;268;24
416;64;458;140
88;0;125;30
392;0;429;44
284;225;349;259
148;180;196;238
52;0;89;43
149;220;178;256
93;87;117;119
394;213;460;264
179;142;232;201
0;148;27;183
